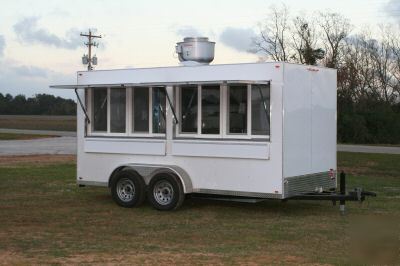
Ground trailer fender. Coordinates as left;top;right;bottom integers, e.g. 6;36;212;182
108;164;193;194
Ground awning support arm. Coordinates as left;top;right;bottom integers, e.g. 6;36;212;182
162;88;179;124
74;88;91;124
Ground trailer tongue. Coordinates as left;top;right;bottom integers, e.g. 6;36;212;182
191;172;376;214
289;171;376;214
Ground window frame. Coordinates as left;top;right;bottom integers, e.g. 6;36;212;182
176;83;270;140
151;86;168;135
85;82;270;141
176;84;224;139
130;86;166;137
131;86;150;134
89;87;108;133
109;87;128;134
250;83;271;136
225;83;271;140
88;87;128;137
201;84;222;135
87;87;166;138
226;84;250;138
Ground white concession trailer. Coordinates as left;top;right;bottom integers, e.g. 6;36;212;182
51;37;350;211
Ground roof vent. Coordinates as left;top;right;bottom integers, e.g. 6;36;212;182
175;37;215;66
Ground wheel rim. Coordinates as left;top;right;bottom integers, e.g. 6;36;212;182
116;178;136;202
153;180;174;206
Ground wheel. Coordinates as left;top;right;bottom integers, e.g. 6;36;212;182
110;169;146;208
147;173;184;211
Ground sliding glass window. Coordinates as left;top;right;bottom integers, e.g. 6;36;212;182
180;86;198;133
110;88;126;133
92;88;108;132
228;85;247;134
152;87;166;134
133;87;149;133
201;85;220;134
251;84;270;135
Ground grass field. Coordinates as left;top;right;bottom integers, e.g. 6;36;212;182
0;115;76;131
0;132;56;140
0;153;399;265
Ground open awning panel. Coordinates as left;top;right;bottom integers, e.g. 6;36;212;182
50;80;271;89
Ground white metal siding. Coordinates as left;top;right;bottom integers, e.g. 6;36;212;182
282;64;312;177
310;69;337;173
282;64;336;178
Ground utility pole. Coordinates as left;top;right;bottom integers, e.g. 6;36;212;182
80;29;102;71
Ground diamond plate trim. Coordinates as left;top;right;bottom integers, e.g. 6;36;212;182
284;171;337;198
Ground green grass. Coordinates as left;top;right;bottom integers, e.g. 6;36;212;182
0;115;76;131
0;152;399;265
0;132;56;140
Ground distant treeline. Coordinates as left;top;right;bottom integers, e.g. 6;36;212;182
0;93;76;115
338;98;400;144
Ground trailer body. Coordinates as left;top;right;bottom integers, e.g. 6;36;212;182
53;62;337;204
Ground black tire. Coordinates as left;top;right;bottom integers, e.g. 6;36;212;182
110;169;146;208
147;173;184;211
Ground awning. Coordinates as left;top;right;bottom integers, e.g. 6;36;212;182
50;80;271;89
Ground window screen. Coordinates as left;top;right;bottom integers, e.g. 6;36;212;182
251;84;270;135
181;86;198;133
201;85;220;134
133;87;149;132
229;85;247;134
92;88;108;132
110;88;126;133
152;87;166;134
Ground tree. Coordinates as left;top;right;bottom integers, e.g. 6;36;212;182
292;17;325;65
339;33;376;102
318;12;352;68
390;29;400;100
370;26;398;104
253;4;291;61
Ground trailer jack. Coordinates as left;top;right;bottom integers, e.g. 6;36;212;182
289;172;377;215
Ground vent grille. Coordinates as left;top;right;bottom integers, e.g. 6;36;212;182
284;171;337;198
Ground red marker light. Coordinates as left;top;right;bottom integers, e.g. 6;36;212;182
329;169;335;179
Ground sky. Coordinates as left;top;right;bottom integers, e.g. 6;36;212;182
0;0;399;99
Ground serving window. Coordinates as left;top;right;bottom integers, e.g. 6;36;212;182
177;84;222;137
110;88;126;133
86;82;270;140
152;87;167;134
202;85;220;134
180;86;198;133
227;84;270;137
132;87;149;133
251;84;270;136
228;85;247;134
87;87;166;137
92;88;108;132
176;83;270;139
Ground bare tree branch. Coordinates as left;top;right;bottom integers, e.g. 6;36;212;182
318;12;352;68
253;4;291;62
